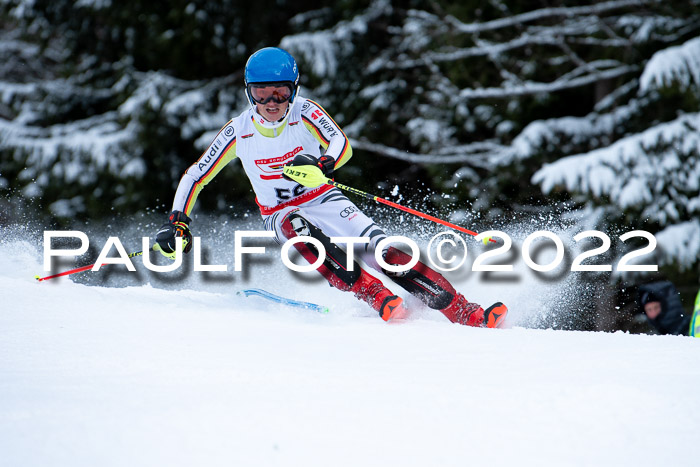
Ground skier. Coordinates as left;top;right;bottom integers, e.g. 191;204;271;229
155;47;507;328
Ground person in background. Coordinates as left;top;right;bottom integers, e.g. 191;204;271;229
637;281;692;336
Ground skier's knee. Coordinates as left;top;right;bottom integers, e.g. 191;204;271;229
280;210;309;240
280;211;362;291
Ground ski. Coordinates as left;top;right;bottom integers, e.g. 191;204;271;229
238;288;329;314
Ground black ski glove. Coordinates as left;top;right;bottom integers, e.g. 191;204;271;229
317;154;336;175
283;153;335;181
156;210;193;258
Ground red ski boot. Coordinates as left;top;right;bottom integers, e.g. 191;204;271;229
484;302;508;328
440;293;508;328
351;270;406;321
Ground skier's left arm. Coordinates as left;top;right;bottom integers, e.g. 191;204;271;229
301;99;352;173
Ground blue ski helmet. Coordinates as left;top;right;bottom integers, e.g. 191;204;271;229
244;47;300;105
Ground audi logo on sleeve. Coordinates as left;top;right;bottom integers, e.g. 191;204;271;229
340;206;358;218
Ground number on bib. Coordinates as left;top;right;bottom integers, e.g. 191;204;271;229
275;183;306;202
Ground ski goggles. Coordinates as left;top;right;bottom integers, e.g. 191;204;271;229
247;82;294;105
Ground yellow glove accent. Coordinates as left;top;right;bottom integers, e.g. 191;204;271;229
282;164;329;188
155;237;188;260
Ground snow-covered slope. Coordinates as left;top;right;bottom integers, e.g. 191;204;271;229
1;232;699;467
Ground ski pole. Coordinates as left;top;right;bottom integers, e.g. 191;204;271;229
325;179;496;243
35;246;157;282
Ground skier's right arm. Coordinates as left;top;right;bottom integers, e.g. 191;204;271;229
156;120;238;257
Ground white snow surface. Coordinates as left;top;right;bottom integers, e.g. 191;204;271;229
2;231;699;467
